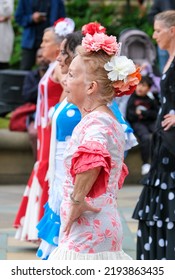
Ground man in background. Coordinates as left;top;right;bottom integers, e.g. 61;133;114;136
15;0;66;70
22;48;49;160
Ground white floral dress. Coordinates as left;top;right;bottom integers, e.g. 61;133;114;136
49;111;131;260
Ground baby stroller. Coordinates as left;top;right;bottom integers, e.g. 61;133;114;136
119;28;161;95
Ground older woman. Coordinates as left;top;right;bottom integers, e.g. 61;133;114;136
133;10;175;260
48;24;141;260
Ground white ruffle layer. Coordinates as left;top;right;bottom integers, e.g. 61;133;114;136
49;248;132;260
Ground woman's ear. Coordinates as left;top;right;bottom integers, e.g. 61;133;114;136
87;81;98;95
170;26;175;36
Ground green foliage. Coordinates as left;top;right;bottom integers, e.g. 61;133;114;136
10;0;22;68
10;20;22;68
0;115;10;129
66;0;119;35
66;0;153;38
117;6;154;37
10;0;153;68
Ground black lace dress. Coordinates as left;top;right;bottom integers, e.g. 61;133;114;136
132;58;175;260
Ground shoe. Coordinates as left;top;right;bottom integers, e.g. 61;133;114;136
141;163;150;175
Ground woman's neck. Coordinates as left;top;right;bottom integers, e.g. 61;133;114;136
81;102;108;118
163;45;175;74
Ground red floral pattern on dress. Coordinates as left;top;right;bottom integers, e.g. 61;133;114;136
58;112;128;254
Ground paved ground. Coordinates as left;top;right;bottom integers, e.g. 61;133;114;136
0;184;143;260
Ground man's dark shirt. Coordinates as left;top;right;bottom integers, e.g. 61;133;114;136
22;69;41;104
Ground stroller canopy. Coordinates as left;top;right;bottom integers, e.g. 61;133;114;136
119;28;157;67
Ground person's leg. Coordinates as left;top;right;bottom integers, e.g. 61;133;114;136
132;123;151;175
132;123;148;161
20;48;37;70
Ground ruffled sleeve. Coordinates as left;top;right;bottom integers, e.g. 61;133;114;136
70;141;111;198
118;162;128;189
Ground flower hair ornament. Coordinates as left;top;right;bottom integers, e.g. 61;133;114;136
81;22;141;96
82;22;120;56
54;18;75;36
104;56;141;97
82;21;106;36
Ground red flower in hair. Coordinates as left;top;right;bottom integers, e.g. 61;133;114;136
113;68;142;97
82;22;106;36
114;85;137;97
54;18;75;36
54;18;65;26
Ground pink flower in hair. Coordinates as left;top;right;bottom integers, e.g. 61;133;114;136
82;22;106;36
82;33;119;56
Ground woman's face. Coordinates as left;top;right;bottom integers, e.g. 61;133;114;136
40;30;59;62
57;39;73;74
65;55;89;107
153;20;170;50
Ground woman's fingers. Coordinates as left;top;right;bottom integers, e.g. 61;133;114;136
86;203;101;213
64;201;101;236
64;220;73;236
162;114;175;130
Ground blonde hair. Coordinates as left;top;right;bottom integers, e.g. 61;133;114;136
154;10;175;28
76;46;115;103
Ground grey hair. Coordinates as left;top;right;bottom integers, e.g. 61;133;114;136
154;10;175;28
44;26;65;44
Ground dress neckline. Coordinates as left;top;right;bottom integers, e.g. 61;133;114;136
162;56;175;75
83;110;118;123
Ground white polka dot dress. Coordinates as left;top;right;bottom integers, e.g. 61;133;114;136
132;58;175;260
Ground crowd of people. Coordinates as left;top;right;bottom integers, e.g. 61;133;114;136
1;0;175;261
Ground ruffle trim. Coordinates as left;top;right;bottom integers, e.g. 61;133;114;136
70;141;111;198
132;185;175;222
48;178;63;214
37;239;56;260
142;168;175;190
37;203;61;245
123;130;138;151
118;163;129;189
49;248;132;260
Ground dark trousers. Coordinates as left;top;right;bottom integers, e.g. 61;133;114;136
20;48;38;70
132;122;155;164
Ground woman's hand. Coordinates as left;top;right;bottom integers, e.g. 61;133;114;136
64;200;101;236
162;114;175;131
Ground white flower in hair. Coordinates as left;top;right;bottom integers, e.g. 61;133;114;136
54;18;75;36
104;55;141;97
104;55;136;82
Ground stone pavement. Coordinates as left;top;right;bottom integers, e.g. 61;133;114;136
0;184;143;260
